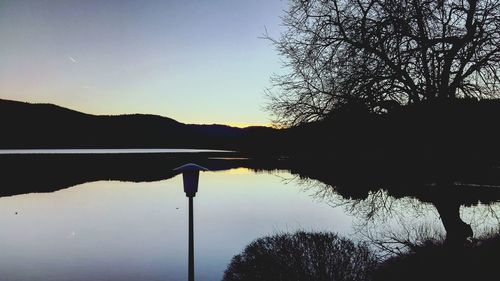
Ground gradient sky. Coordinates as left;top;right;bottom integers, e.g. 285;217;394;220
0;0;287;127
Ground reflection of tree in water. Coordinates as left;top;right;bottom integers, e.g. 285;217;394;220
292;176;500;255
223;170;500;281
222;231;377;281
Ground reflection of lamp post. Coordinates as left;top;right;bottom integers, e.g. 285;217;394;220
174;163;209;281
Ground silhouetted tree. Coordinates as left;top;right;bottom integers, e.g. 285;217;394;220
222;231;377;281
373;229;500;281
266;0;500;126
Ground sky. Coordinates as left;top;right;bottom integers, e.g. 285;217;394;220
0;0;287;127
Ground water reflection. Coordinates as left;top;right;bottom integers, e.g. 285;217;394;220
174;163;209;281
0;154;499;280
310;186;500;257
287;162;500;245
0;180;189;281
0;168;355;281
223;227;500;281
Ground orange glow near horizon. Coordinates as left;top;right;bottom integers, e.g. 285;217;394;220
0;0;287;128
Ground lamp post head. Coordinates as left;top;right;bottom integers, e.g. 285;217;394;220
174;163;209;197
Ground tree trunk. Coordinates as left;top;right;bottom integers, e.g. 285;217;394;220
433;199;473;245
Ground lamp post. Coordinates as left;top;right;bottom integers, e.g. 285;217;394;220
174;163;208;281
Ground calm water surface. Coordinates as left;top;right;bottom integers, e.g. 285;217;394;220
0;149;232;155
0;158;498;280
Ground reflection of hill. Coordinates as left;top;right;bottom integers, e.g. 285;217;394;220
2;153;499;242
0;153;261;197
1;154;499;204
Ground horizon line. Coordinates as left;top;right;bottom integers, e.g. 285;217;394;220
0;97;271;129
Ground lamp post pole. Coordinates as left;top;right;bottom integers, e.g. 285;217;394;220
174;163;209;281
188;195;194;281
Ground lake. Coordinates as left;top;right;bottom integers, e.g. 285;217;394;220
0;150;499;281
0;149;233;155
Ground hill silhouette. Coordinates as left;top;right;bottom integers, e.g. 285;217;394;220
269;98;500;168
0;99;280;151
3;98;500;165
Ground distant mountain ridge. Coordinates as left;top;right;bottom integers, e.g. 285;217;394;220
0;99;280;151
5;98;500;163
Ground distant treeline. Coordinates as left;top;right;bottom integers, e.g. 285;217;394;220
284;99;500;167
2;98;500;165
0;99;280;152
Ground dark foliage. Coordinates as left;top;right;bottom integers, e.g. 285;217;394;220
4;98;500;167
222;231;377;281
373;231;500;281
278;99;500;169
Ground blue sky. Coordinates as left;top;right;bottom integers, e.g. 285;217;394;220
0;0;287;126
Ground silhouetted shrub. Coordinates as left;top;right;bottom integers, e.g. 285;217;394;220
222;231;377;281
373;230;500;281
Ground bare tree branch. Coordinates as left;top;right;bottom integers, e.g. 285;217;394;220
266;0;500;126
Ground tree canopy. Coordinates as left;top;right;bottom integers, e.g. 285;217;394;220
266;0;500;126
223;231;376;281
